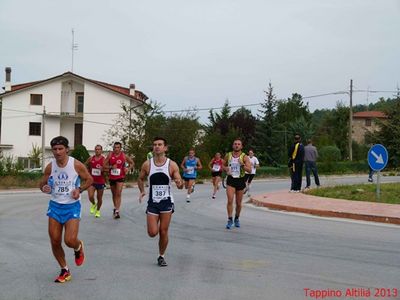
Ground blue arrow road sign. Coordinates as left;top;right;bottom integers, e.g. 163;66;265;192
368;144;388;171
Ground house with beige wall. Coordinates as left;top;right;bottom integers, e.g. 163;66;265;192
352;111;386;144
0;68;148;169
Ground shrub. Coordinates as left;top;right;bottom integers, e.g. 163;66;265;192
70;145;90;163
319;146;341;162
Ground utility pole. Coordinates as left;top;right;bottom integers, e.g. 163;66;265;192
349;79;353;161
41;106;46;172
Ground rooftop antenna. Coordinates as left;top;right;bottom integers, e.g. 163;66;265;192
366;85;370;110
71;29;78;72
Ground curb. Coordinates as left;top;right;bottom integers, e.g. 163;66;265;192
250;197;400;225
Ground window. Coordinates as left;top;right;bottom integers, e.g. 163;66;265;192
29;122;41;136
30;94;43;105
18;157;39;169
365;119;372;127
76;92;84;114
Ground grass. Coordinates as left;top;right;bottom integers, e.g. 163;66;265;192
0;175;41;189
306;182;400;204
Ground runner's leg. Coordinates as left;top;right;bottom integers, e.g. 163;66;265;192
226;185;235;218
64;218;81;250
114;182;123;211
158;212;172;256
96;188;104;210
48;218;67;268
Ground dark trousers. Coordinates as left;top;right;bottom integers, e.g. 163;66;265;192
305;161;320;187
290;162;303;191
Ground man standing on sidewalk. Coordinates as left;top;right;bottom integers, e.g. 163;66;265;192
304;139;320;189
39;136;93;283
288;134;304;192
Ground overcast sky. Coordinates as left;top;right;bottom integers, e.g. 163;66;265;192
1;0;399;122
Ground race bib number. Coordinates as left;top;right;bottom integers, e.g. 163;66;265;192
57;185;70;194
212;164;221;172
111;168;121;176
230;163;240;178
186;166;194;175
152;185;169;203
91;168;101;176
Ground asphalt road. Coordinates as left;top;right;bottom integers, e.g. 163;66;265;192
0;176;399;300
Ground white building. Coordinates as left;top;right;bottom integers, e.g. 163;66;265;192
0;68;148;169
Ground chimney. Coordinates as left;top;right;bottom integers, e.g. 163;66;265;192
129;83;136;96
5;67;11;92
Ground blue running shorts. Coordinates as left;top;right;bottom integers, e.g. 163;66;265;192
47;200;81;224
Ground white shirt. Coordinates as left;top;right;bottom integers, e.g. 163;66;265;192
246;156;259;175
49;157;80;204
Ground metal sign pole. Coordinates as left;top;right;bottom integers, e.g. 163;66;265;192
376;171;381;202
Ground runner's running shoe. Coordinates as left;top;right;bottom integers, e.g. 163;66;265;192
74;241;85;266
54;268;71;283
234;219;240;228
226;219;233;229
95;210;101;218
90;203;96;215
114;210;120;219
157;256;168;267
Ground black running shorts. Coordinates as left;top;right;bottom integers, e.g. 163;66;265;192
226;176;246;191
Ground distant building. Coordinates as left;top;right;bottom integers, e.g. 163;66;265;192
352;111;387;144
0;68;148;169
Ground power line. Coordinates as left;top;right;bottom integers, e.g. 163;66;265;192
1;88;397;117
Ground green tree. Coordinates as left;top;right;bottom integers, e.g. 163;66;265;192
229;107;257;147
162;112;202;162
204;100;255;158
70;145;90;163
28;143;42;168
315;101;349;159
276;93;311;128
208;100;231;135
254;82;281;165
367;97;400;167
106;100;165;165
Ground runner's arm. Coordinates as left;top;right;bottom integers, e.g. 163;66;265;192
39;163;52;193
180;157;187;172
138;160;149;202
208;159;213;170
223;155;230;173
196;158;203;170
84;157;91;169
170;161;183;189
103;153;111;172
125;155;135;173
243;155;252;174
75;160;94;192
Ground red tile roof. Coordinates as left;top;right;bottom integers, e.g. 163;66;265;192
353;111;387;118
1;72;148;102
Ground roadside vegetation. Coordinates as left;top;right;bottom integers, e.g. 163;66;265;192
306;182;400;204
2;83;400;190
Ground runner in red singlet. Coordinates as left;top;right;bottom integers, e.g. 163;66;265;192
84;145;106;218
208;152;224;199
104;142;134;219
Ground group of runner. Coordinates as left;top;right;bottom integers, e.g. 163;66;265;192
83;142;134;219
40;135;260;282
